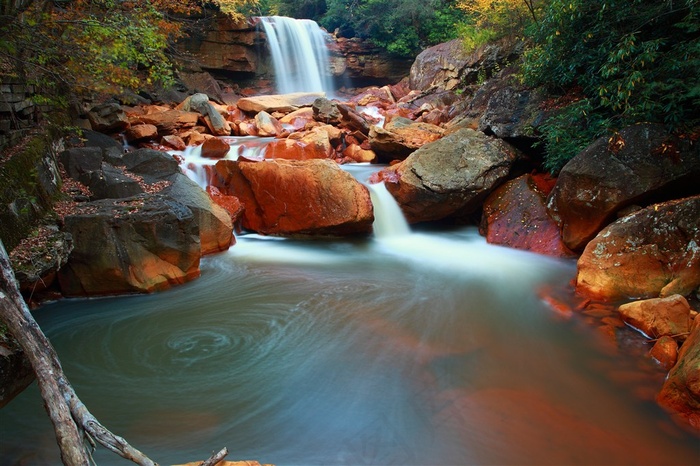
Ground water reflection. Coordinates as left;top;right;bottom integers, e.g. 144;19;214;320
1;229;698;465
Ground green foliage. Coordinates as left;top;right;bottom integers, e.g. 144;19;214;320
523;0;700;172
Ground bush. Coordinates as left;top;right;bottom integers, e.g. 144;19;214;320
523;0;700;173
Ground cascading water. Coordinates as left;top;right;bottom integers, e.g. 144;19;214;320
259;16;335;95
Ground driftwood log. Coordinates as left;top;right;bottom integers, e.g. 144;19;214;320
0;240;228;466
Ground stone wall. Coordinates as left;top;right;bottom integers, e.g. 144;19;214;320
0;78;39;152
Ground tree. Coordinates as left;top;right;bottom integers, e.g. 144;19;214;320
0;0;257;107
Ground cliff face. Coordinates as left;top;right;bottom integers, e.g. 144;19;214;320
177;15;413;89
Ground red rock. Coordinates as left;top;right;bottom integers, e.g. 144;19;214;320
161;135;186;151
368;117;444;160
211;158;374;236
480;174;575;257
264;138;328;161
657;320;700;432
134;110;200;134
124;124;158;142
238;121;258;136
618;295;692;340
201;138;231;159
649;336;679;371
576;195;700;301
226;105;247;123
279;107;315;130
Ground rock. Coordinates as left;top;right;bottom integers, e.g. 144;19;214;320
161;135;187;151
329;36;413;83
211;158;374;236
409;38;522;92
369;117;445;160
478;86;547;139
312;97;342;124
178;71;225;103
255;111;284;137
342;144;376;163
0;333;34;409
649;336;679;371
480;174;575;257
206;186;244;226
133;110;200;135
87;102;130;133
576;195;700;301
160;176;234;255
10;227;73;296
201;138;231;159
57;194;201;296
657;321;700;431
547;124;700;251
264;138;329;161
350;86;395;108
124;124;158;143
122;149;180;178
279;107;315;130
81;163;143;200
59;147;103;180
618;295;693;340
337;103;371;134
237;92;325;114
381;128;520;223
179;93;232;136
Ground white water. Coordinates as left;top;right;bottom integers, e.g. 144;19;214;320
367;182;410;238
259;16;334;95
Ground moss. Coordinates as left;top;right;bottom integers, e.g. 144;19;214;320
0;127;67;251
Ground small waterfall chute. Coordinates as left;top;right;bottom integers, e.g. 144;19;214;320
259;16;334;95
367;182;410;239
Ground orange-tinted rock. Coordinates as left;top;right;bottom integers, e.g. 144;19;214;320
255;111;284;137
650;336;679;371
343;144;376;163
134;110;200;134
547;124;700;251
657;321;700;431
124;124;158;142
576;195;700;301
201;138;231;159
211;158;374;236
161;135;186;151
480;174;575;257
238;121;258;136
184;131;213;147
618;295;692;340
264;138;328;161
237;92;324;113
206;186;244;225
369;117;444;160
279;107;315;130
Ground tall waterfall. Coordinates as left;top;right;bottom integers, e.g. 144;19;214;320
259;16;334;95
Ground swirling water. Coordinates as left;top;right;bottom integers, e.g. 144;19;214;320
1;227;699;465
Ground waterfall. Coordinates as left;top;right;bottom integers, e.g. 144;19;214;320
367;182;411;239
259;16;334;95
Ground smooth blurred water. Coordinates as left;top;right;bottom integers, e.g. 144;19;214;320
1;228;698;465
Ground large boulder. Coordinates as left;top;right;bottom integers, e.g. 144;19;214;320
576;195;700;301
657;318;700;431
57;194;201;296
368;117;445;161
237;93;325;114
547;124;700;251
478;86;547;139
480;174;574;257
132;110;200;135
380;128;520;223
211;159;374;236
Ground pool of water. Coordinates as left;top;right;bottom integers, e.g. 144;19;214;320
1;227;698;465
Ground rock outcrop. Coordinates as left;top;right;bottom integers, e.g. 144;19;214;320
368;117;444;161
547;124;700;251
576;195;700;301
212;158;374;236
379;128;520;223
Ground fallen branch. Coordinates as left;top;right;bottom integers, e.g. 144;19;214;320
201;448;229;466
